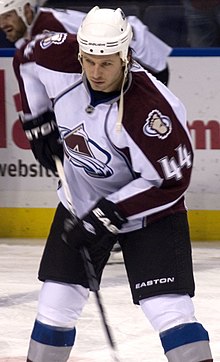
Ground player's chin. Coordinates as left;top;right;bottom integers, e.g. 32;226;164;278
6;32;17;42
90;81;106;91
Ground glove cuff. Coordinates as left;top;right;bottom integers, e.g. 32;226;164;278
91;198;127;234
23;111;58;141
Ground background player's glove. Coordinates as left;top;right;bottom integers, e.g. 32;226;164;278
22;110;63;174
62;198;127;251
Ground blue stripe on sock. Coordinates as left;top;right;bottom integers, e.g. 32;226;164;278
31;320;76;347
160;323;209;353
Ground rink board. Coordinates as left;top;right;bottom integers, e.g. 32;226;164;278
1;49;220;240
0;208;219;241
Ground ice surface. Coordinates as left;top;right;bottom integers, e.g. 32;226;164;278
0;240;219;362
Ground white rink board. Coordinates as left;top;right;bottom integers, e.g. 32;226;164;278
168;56;220;209
0;57;58;207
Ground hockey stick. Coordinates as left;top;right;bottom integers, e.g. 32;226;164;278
54;156;121;362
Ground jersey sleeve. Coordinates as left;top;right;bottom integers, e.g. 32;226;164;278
13;36;54;119
48;8;86;35
128;16;172;72
33;32;80;73
13;33;81;120
107;71;193;223
13;45;34;117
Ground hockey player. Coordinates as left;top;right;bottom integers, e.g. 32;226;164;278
0;0;172;253
23;6;213;362
0;1;173;255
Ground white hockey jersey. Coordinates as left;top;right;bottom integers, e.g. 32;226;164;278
26;33;193;232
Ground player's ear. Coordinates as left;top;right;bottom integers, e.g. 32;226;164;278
24;3;34;25
78;54;83;67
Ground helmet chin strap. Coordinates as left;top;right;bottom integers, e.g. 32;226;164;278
116;60;128;132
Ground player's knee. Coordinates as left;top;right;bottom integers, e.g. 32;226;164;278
36;281;89;328
140;293;196;332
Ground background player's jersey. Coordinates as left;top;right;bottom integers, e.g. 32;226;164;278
27;33;193;232
29;7;172;72
13;7;172;118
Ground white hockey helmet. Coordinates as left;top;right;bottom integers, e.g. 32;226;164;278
77;6;133;62
0;0;43;25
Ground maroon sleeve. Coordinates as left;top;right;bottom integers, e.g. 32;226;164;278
34;33;81;73
31;11;67;36
13;46;32;114
117;72;193;221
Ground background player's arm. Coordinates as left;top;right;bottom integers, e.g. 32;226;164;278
128;16;172;73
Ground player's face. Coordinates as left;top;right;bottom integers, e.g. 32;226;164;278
81;51;124;92
0;10;27;42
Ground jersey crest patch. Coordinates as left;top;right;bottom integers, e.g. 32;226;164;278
40;32;67;49
24;33;48;59
62;124;113;178
143;109;172;139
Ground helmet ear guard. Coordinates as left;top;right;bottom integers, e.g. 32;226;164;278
77;6;133;62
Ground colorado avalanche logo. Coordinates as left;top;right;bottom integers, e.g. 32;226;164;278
61;124;113;178
40;32;67;49
143;109;172;139
24;33;47;59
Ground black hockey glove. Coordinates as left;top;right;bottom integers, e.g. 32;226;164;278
62;198;127;251
22;110;63;174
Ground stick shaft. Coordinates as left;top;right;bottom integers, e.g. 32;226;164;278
54;157;120;362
